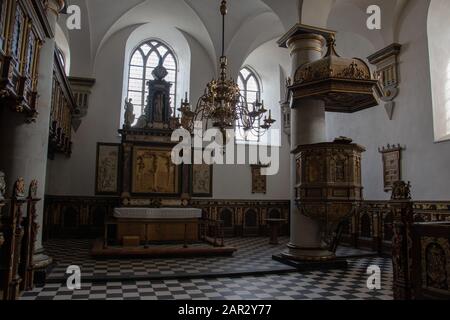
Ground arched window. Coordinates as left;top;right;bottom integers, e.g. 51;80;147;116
56;47;66;69
237;67;261;143
428;0;450;142
127;40;177;122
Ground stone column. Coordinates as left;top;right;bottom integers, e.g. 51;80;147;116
285;33;327;257
0;0;62;266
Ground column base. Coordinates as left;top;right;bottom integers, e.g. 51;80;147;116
32;250;54;286
273;254;348;271
281;243;336;262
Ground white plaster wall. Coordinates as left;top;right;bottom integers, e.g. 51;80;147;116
211;39;291;200
46;27;291;200
326;0;450;200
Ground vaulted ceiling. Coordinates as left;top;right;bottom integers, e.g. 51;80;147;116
60;0;410;77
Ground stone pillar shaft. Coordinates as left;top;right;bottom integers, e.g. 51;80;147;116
287;34;327;251
0;1;59;252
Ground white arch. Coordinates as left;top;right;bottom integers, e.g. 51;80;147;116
241;38;291;146
95;0;215;70
55;23;71;75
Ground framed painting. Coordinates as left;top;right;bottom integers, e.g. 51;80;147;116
251;164;268;194
191;163;213;197
379;144;403;192
95;143;121;195
131;145;181;196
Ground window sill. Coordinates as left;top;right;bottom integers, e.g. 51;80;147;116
434;134;450;144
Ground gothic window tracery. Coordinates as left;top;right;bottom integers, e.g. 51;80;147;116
237;67;261;143
127;40;177;123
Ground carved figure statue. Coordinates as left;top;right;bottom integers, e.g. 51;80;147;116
124;98;135;128
391;181;412;200
29;180;38;199
14;177;26;199
0;171;6;200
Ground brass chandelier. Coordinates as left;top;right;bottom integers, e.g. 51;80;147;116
178;0;275;139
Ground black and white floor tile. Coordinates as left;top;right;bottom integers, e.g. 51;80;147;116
43;237;378;282
21;257;393;300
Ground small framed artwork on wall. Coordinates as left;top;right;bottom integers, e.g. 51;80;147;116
191;163;213;198
95;143;121;195
251;164;269;194
379;144;404;192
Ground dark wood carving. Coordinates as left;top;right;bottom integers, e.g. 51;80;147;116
294;137;365;256
117;65;184;206
19;180;40;291
48;50;78;159
1;178;26;300
0;0;53;120
410;224;450;300
43;196;290;239
390;181;415;300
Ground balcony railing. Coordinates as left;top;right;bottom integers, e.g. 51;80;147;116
0;0;52;121
48;50;78;158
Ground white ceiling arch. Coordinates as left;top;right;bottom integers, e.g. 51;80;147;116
94;0;214;68
300;0;335;28
64;0;411;77
326;0;410;50
88;0;288;75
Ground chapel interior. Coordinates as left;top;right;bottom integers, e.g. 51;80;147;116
0;0;449;301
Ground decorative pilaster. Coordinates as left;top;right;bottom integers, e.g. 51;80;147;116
368;43;402;120
390;181;414;300
3;178;27;300
19;180;41;291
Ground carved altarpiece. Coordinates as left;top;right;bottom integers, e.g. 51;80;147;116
118;65;187;206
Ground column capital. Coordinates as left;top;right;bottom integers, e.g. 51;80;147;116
286;34;326;57
278;23;336;48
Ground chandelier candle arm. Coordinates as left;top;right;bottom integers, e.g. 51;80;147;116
178;0;275;141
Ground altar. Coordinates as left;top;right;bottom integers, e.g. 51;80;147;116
91;64;237;258
112;208;202;244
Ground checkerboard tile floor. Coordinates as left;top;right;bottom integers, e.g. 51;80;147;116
21;257;393;300
43;238;378;282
